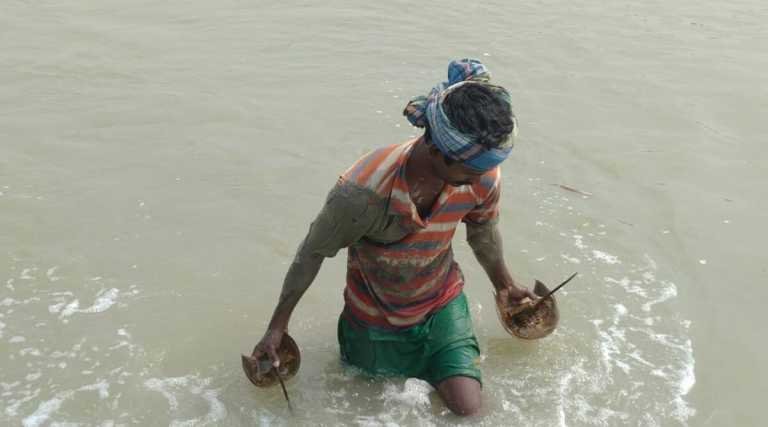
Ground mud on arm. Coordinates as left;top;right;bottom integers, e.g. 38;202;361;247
265;183;378;333
466;220;519;292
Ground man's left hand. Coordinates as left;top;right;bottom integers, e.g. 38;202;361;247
495;284;537;311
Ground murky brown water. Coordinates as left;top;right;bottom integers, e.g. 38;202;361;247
2;1;766;425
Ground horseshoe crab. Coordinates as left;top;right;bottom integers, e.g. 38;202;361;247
497;273;577;340
241;333;301;388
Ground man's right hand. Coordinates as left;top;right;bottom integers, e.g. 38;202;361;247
495;284;536;314
248;329;284;378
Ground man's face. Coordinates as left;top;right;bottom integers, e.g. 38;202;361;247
429;148;487;187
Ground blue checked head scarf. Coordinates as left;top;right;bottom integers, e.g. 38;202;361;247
403;59;517;172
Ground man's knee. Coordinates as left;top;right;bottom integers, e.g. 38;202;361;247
436;376;482;416
446;393;481;416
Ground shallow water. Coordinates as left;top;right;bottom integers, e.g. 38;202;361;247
1;0;766;425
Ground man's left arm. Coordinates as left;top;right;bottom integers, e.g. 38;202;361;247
463;169;535;303
466;220;535;302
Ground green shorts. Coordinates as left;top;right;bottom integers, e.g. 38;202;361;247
337;292;481;386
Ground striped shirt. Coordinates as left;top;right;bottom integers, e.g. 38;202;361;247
298;139;501;329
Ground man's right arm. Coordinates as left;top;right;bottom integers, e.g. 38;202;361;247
249;183;378;368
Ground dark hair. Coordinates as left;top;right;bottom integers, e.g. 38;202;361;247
441;83;515;149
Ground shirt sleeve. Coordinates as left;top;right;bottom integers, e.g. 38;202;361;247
295;182;380;259
462;168;502;226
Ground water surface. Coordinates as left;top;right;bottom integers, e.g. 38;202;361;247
1;1;766;425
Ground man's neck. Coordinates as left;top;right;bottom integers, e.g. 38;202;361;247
405;138;442;186
405;139;446;218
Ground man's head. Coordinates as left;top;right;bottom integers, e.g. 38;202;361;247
442;82;516;150
423;82;516;186
404;59;518;182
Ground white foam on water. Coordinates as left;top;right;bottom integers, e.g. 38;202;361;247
594;303;630;377
80;288;120;314
1;381;21;391
22;391;73;427
170;388;226;427
144;375;227;426
20;268;36;280
500;399;522;417
15;379;111;426
615;359;631;374
671;339;697;420
573;234;587;249
641;254;658;271
557;363;577;427
627;351;656;368
363;378;437;426
4;388;40;418
48;302;66;314
59;300;80;318
50;350;75;359
614;304;627;316
560;254;581;264
19;347;42;357
354;416;403;427
145;377;187;410
46;267;60;282
604;276;648;297
78;380;110;400
381;378;433;409
51;292;74;297
592;250;621;264
589;252;695;424
645;332;691;353
9;336;26;343
58;288;120;320
641;280;677;312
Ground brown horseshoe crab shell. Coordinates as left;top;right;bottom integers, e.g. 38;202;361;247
241;333;301;387
498;280;560;340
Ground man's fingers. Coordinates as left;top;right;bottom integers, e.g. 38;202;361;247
269;348;281;368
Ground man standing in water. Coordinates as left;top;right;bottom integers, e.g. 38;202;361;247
249;59;534;415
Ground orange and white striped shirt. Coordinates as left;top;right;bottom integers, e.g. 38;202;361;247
298;139;501;329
